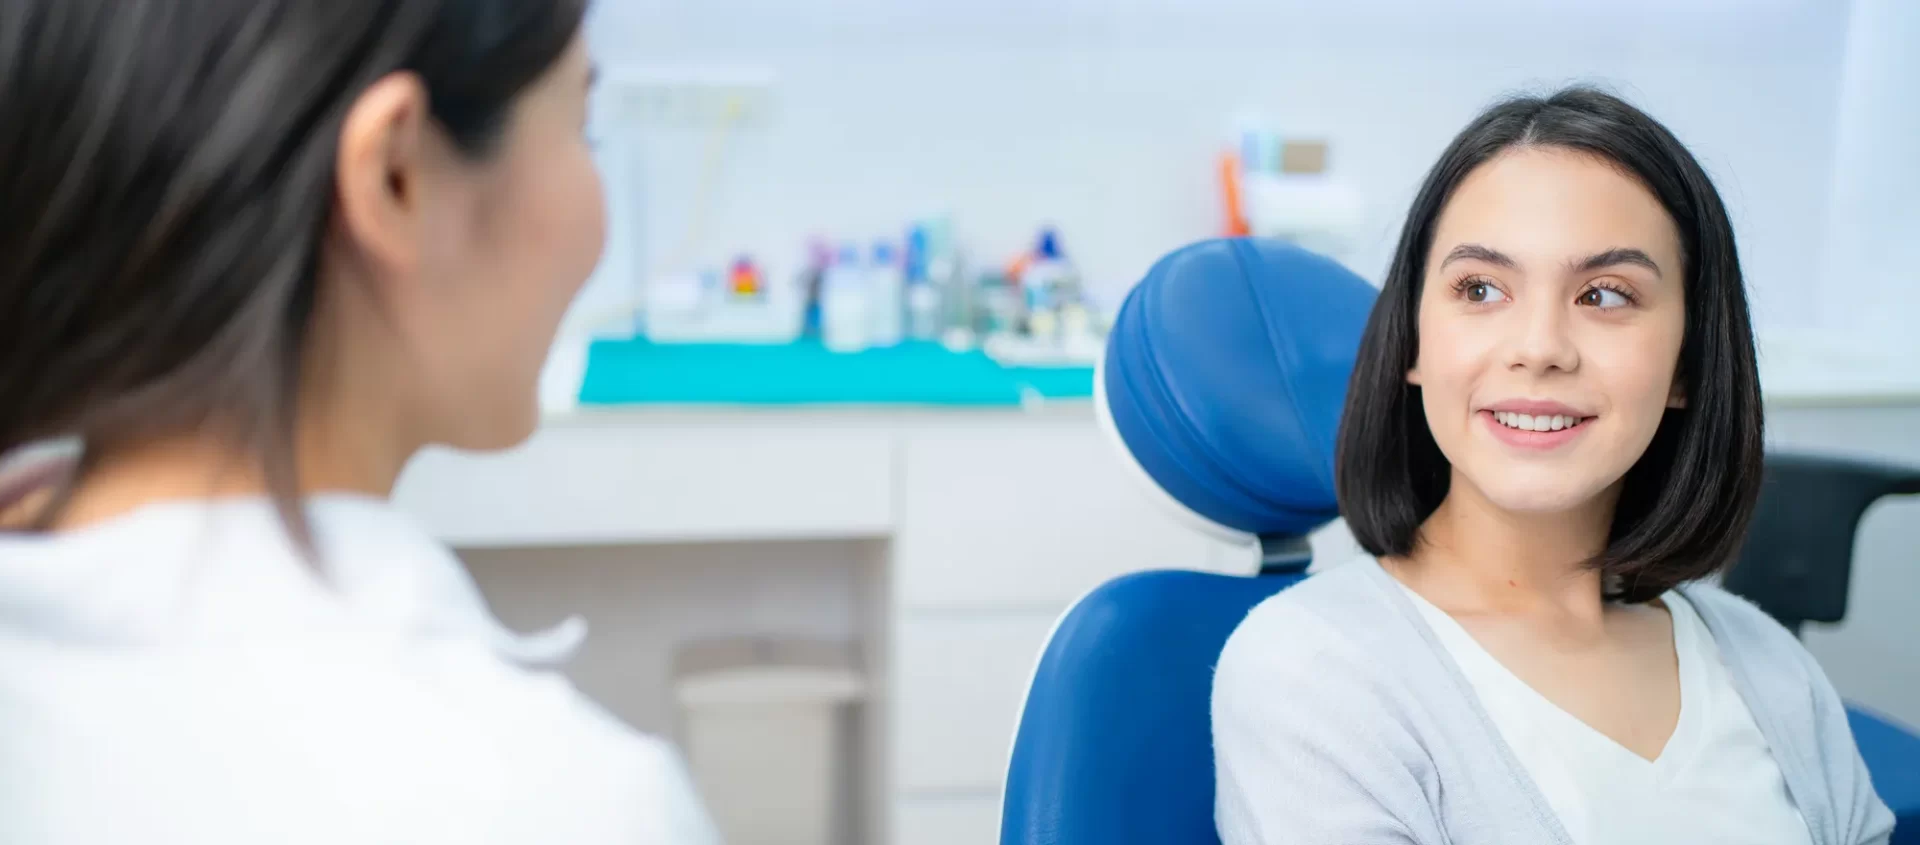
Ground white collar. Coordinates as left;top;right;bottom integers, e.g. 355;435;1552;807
0;492;585;667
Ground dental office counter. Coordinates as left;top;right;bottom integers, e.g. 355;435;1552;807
392;376;1920;845
395;401;1256;845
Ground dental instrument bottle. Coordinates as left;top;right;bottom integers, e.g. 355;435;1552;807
798;239;832;339
905;225;941;342
925;218;975;350
1021;228;1074;344
868;239;905;348
822;243;872;353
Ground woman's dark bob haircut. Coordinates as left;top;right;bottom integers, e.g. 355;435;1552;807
1334;86;1764;603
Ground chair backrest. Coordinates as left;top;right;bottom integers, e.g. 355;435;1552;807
1095;239;1377;545
1724;452;1920;634
1000;570;1302;845
1001;238;1377;845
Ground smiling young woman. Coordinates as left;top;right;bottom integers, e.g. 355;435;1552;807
1211;88;1893;845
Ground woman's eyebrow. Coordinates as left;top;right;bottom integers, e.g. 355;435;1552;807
1439;243;1665;279
1572;247;1663;278
1439;243;1518;271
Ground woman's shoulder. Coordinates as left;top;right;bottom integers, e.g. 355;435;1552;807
1674;580;1824;680
0;637;719;843
1675;581;1897;841
1215;557;1424;704
1672;582;1852;764
1223;557;1386;642
1211;558;1471;842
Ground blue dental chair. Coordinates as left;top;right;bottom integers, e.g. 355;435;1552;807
997;237;1920;844
999;238;1374;845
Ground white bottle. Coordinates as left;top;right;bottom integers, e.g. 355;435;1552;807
867;240;904;348
821;244;871;353
1241;139;1365;267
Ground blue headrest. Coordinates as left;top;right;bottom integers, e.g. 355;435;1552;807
1096;238;1378;544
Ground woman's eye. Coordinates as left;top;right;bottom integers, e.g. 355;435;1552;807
1580;288;1630;309
1463;282;1508;304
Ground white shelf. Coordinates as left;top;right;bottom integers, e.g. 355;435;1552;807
1759;333;1920;408
394;420;895;548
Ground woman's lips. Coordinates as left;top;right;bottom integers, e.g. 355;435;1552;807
1480;409;1593;450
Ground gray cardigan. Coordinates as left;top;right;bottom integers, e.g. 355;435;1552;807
1212;557;1894;845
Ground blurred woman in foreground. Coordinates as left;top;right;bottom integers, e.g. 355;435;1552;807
0;2;717;842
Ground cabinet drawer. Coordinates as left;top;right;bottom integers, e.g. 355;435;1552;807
894;796;1001;845
896;424;1227;609
893;611;1061;792
395;419;894;547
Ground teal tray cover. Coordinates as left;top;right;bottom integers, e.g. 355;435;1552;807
578;339;1096;407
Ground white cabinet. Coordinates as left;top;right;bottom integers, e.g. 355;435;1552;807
892;612;1060;793
895;422;1236;610
395;416;894;547
399;408;1253;845
887;417;1248;822
894;798;1002;845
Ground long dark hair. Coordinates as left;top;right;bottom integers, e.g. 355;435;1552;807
1334;86;1765;603
0;0;586;541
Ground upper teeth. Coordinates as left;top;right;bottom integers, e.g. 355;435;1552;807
1495;411;1582;432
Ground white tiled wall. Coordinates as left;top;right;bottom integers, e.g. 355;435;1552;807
582;0;1856;339
1815;0;1918;359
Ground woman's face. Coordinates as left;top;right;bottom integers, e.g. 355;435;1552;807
400;34;604;451
1409;146;1686;516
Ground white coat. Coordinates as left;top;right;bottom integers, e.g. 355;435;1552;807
0;491;720;845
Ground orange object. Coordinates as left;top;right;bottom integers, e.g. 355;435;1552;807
1219;150;1251;237
1005;254;1032;286
728;258;761;297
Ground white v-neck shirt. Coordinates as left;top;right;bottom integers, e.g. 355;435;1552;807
1397;581;1812;845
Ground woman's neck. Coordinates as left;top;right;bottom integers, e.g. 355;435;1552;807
16;399;416;532
1387;475;1621;625
9;271;427;533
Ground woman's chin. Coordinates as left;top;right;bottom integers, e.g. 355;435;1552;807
1471;474;1619;517
436;398;541;454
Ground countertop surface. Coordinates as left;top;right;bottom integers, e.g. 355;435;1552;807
535;333;1920;424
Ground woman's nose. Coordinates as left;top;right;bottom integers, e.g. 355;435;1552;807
1505;299;1580;374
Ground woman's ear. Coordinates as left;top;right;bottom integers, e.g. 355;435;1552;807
1667;377;1687;409
332;72;432;279
1406;362;1423;386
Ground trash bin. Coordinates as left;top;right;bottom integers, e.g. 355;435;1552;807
673;637;867;845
